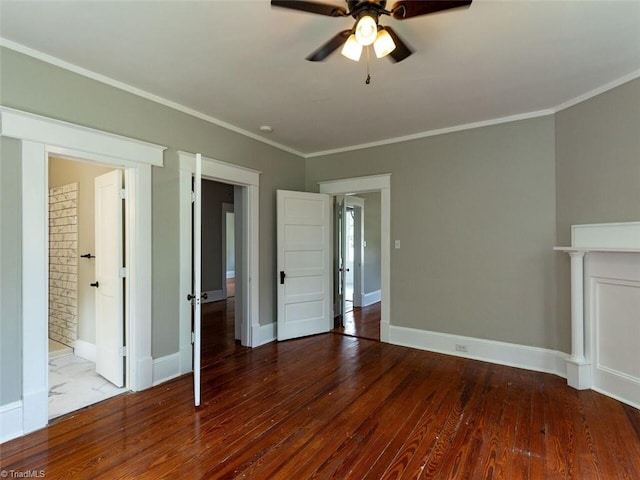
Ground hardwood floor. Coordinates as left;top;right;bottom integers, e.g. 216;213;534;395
333;301;381;341
2;299;639;479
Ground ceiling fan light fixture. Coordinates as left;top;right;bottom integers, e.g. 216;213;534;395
355;14;378;46
374;28;396;58
341;34;362;61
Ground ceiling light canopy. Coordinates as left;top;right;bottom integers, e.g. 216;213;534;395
341;12;396;62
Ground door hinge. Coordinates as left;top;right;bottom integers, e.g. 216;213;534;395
119;188;128;200
119;267;128;278
119;346;127;357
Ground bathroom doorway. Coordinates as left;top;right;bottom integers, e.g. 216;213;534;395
47;156;127;419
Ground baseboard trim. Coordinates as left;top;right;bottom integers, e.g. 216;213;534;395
152;353;182;386
252;322;276;347
363;290;381;307
592;385;640;410
201;289;224;304
0;401;23;443
179;345;192;375
74;339;96;362
389;325;566;378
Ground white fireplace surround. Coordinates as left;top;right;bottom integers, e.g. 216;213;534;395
555;221;640;408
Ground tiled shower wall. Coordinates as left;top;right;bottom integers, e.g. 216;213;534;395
49;182;79;348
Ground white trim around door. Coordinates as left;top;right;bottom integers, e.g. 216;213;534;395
178;152;261;374
0;107;165;439
318;174;391;342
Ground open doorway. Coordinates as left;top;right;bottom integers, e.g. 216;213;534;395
47;156;127;419
7;107;159;436
178;152;261;407
319;174;390;343
333;193;382;341
199;180;242;363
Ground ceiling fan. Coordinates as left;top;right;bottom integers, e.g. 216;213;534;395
271;0;472;63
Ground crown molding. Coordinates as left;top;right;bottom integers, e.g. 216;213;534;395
553;68;640;113
0;38;305;158
304;109;555;158
3;38;639;160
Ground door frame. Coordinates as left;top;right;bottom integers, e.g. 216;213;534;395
1;107;164;436
178;152;261;366
319;174;391;342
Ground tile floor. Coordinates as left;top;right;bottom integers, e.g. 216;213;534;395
48;354;127;420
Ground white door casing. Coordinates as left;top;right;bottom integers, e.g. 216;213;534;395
319;174;391;343
94;170;125;387
178;152;261;359
277;190;332;341
1;107;163;440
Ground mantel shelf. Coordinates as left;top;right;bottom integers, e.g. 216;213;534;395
554;246;640;253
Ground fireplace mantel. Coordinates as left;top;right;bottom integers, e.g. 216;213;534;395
555;222;640;407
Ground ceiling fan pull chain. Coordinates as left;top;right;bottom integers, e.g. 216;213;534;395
365;46;371;85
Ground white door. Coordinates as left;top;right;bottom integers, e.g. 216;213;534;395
192;154;203;406
94;170;124;387
277;190;332;341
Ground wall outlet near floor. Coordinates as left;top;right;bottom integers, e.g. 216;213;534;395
455;343;468;353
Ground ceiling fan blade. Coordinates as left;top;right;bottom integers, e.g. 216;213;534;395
391;0;472;19
271;0;347;17
306;30;351;61
383;26;413;63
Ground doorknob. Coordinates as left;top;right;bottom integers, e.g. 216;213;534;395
90;281;99;288
187;293;195;301
201;292;208;300
280;271;286;285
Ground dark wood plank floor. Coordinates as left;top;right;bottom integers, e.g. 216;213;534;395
333;301;381;341
2;298;639;479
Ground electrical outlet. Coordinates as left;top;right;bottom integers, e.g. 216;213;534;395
455;344;468;353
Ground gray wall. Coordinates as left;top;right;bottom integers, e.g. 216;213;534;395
1;138;22;404
2;44;639;407
555;77;640;352
201;180;234;293
361;192;381;295
0;46;305;390
306;116;559;350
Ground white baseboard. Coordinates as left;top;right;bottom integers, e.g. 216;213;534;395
74;339;96;362
136;355;154;391
152;353;182;386
201;289;224;304
226;271;235;279
252;322;276;347
179;345;193;375
389;325;566;378
363;290;381;307
0;401;23;443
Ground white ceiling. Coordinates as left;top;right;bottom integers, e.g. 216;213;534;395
1;0;639;156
